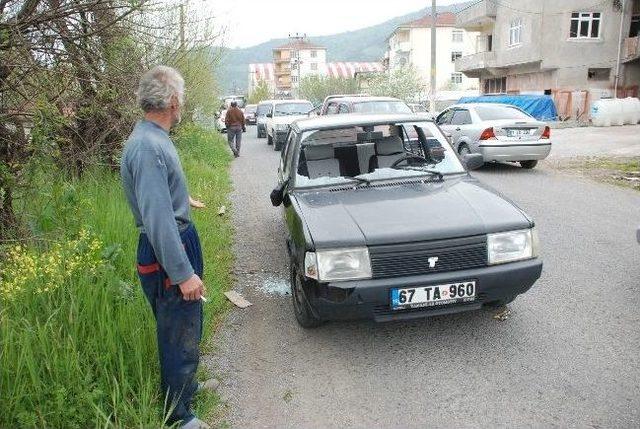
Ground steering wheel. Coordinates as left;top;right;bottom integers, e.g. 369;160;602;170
390;152;430;168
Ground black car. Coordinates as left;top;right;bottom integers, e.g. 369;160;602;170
271;114;542;328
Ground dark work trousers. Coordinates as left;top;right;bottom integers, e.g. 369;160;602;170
227;125;243;156
136;223;203;427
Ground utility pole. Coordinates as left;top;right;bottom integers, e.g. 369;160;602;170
614;0;626;98
429;0;437;112
179;3;185;52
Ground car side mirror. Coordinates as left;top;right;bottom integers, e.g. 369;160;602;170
463;153;484;171
270;181;288;207
266;113;273;118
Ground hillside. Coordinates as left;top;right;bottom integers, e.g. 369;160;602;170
217;2;471;93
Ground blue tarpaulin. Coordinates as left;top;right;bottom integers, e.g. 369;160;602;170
457;94;558;121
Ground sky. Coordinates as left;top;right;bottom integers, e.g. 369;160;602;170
191;0;465;49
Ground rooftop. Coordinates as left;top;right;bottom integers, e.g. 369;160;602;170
399;12;457;29
273;39;325;51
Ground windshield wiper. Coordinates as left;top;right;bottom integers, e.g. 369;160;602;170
391;165;444;180
349;176;371;186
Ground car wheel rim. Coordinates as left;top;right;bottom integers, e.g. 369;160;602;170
292;271;305;316
459;146;470;155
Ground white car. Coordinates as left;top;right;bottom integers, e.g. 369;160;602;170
215;109;227;133
265;99;314;151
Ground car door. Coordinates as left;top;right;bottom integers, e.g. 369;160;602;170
325;102;339;115
448;108;474;152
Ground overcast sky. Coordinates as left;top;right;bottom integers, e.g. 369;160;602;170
195;0;464;48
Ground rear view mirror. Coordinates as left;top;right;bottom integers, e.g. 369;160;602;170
270;181;288;207
463;153;484;171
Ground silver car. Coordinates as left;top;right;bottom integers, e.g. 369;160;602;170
435;103;551;169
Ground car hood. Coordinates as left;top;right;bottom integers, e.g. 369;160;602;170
293;176;532;248
273;115;308;125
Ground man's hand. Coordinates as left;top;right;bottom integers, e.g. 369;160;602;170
179;274;204;300
189;196;206;209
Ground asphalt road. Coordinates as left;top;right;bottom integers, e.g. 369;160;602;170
207;126;640;429
550;125;640;159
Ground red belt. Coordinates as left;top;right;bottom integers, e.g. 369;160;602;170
137;263;173;288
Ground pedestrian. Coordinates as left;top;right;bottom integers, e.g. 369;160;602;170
225;101;245;157
120;65;216;429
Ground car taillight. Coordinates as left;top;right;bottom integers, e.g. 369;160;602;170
479;127;496;140
541;126;550;139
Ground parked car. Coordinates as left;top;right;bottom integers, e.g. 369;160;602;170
215;109;227;133
435;103;551;169
244;104;257;125
265;99;314;150
256;100;275;138
320;96;413;115
270;113;542;328
319;93;370;114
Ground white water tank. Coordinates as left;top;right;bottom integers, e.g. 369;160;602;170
621;97;640;125
591;98;624;127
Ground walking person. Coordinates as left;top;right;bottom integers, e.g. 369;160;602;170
120;65;215;429
225;101;245;157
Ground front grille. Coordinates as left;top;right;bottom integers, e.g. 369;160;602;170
369;236;487;279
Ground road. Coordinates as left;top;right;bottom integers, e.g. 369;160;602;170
206;127;640;429
550;124;640;159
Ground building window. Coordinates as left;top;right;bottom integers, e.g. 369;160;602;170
291;50;299;58
311;50;317;58
292;75;299;83
452;30;464;43
509;18;522;46
630;14;640;37
310;63;318;71
587;68;610;81
484;77;507;94
451;73;463;84
570;12;601;38
451;51;462;62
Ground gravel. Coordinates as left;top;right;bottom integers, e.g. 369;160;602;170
205;129;640;429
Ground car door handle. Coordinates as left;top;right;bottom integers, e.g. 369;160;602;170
455;127;461;131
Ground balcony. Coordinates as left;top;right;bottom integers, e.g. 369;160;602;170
455;51;496;77
274;56;290;64
623;36;640;62
394;41;411;53
456;0;496;31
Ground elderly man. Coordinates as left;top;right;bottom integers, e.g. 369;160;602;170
120;65;214;429
224;101;245;157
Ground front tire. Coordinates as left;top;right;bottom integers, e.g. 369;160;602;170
290;263;322;329
458;143;471;156
520;160;538;169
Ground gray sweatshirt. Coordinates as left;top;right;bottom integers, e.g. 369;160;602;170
120;120;194;284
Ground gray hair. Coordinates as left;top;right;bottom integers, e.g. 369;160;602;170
137;65;185;112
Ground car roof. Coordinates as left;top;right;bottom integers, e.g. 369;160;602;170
257;99;277;105
328;96;403;103
292;113;430;132
271;99;313;105
447;103;517;109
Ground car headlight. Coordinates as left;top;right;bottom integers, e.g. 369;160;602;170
304;248;372;281
275;124;288;131
487;228;539;265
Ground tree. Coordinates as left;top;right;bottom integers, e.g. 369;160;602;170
298;75;360;106
366;66;426;102
247;79;271;104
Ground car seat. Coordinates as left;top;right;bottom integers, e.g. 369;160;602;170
304;145;341;179
370;136;406;169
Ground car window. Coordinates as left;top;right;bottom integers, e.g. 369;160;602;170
436;109;454;125
450;109;472;125
294;122;464;189
326;103;339;115
281;131;297;179
352;101;412;114
338;104;350;114
274;102;314;116
474;105;532;120
256;104;269;116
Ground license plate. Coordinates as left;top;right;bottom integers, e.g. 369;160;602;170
391;281;476;310
507;129;532;137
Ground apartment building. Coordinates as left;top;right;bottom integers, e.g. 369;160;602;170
455;0;640;98
384;12;480;91
272;35;327;95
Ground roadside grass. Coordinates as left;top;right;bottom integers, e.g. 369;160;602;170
554;157;640;191
0;123;233;428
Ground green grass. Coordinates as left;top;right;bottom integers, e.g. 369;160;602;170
0;123;233;428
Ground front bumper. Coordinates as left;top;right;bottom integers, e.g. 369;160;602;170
246;117;256;125
302;258;542;322
479;142;551;162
